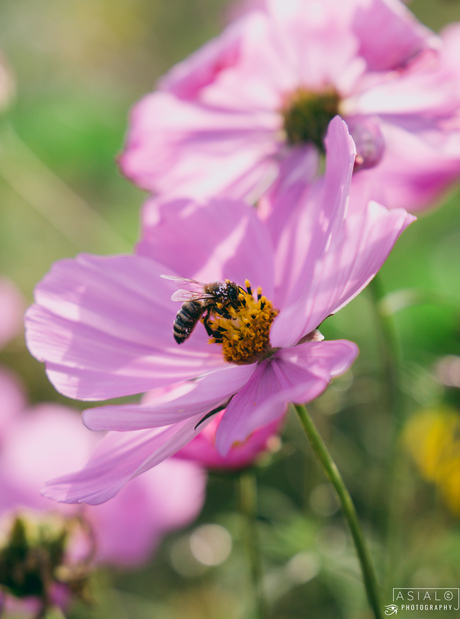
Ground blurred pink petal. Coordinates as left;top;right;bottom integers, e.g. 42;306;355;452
120;89;280;200
176;411;282;470
350;122;460;212
352;0;438;71
440;22;460;75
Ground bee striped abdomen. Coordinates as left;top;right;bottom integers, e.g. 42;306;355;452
173;300;205;344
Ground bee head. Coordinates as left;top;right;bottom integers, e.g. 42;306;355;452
226;282;239;303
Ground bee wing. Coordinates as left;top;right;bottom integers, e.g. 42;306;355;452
161;274;204;288
161;275;212;302
171;289;212;302
161;274;201;284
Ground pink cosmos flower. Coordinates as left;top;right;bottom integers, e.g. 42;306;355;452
0;398;206;568
119;0;460;212
25;118;415;505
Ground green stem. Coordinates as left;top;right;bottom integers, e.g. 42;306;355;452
368;275;401;424
294;404;383;619
237;470;268;619
368;274;407;593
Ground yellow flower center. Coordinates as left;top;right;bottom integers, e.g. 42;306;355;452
280;87;340;151
203;280;279;364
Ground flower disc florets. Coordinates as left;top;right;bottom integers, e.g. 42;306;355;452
281;87;340;150
205;279;278;365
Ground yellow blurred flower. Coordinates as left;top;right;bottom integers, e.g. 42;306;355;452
403;407;460;516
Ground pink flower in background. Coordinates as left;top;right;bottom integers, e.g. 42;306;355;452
0;398;206;569
4;406;206;568
25;119;414;505
119;0;460;212
0;382;206;616
175;412;282;470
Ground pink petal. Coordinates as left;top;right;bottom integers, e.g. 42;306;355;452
350;121;460;212
441;22;460;75
329;203;415;315
352;0;438;71
353;55;459;117
0;404;96;515
82;363;256;431
25;254;224;400
269;116;356;311
0;400;206;567
267;0;364;92
272;200;415;347
158;14;244;100
215;340;358;454
138;196;275;295
258;143;319;230
42;415;209;505
199;9;299;110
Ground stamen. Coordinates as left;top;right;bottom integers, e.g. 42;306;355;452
281;87;340;151
202;280;279;365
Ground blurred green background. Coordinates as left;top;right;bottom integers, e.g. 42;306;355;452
1;0;460;617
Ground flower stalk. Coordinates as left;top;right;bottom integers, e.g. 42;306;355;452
367;274;408;593
294;404;383;619
237;470;268;619
368;274;401;423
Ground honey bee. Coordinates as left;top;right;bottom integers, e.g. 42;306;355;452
162;275;242;344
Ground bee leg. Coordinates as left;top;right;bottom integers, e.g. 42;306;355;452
203;307;215;337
